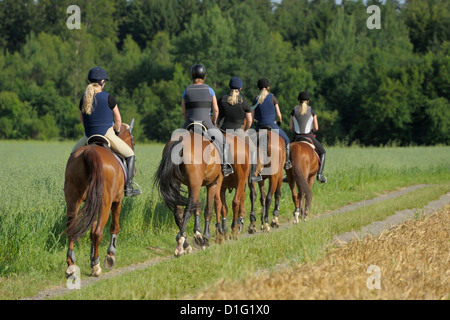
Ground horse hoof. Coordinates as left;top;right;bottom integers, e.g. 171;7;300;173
271;217;279;228
185;244;193;254
174;236;186;257
248;223;257;234
91;263;102;277
294;211;300;224
104;255;116;270
65;265;77;279
261;223;271;232
193;231;204;249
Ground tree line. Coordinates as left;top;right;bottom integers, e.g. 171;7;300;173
0;0;448;145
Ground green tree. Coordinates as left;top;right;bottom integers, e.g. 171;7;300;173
174;5;237;89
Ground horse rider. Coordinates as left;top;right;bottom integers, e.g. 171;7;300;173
72;66;142;196
289;91;327;183
181;64;234;177
218;76;263;183
252;78;292;170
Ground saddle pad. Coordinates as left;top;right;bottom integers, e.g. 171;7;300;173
113;153;127;181
298;141;321;165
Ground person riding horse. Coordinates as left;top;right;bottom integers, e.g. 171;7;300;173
72;66;141;196
181;64;234;177
289;91;327;183
218;76;262;183
252;78;292;171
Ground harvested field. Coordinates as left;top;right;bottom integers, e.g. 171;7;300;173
194;207;450;300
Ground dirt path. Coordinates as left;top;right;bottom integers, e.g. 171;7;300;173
23;185;449;300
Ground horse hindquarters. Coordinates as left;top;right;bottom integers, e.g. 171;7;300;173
65;148;105;277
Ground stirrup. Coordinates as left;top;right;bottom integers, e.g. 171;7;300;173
250;174;263;183
284;161;292;170
222;164;234;177
124;181;142;197
317;174;327;183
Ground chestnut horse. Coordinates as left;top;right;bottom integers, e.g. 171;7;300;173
286;141;317;222
248;130;285;233
64;121;137;278
154;128;223;256
218;131;251;241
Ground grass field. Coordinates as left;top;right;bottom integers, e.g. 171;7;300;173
0;141;449;299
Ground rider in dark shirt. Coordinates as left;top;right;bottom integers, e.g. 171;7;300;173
218;77;262;183
252;78;292;170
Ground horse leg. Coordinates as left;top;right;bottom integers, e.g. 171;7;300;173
248;182;258;234
231;187;245;237
290;180;301;224
89;203;110;277
230;185;243;238
303;177;314;220
237;190;246;233
271;179;282;228
192;194;205;249
259;181;271;232
214;188;227;244
65;199;82;278
104;201;121;270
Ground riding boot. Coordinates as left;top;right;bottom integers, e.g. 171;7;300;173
124;156;142;197
222;142;234;177
317;153;327;183
249;150;262;183
284;143;292;170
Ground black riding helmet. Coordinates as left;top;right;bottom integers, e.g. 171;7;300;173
190;64;207;80
257;78;270;90
298;91;310;101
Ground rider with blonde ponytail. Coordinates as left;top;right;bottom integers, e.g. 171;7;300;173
252;78;292;170
290;91;327;183
218;77;262;183
72;67;141;197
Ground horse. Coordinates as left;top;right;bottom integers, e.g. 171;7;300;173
285;141;317;222
154;127;224;256
248;129;285;233
217;131;251;241
64;120;137;278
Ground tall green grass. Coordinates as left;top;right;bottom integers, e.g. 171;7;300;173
0;141;448;299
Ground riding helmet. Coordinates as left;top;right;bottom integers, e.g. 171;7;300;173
88;67;109;82
229;77;243;90
298;91;311;101
190;64;207;80
257;78;270;90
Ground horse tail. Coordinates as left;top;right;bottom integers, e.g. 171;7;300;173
66;148;104;242
292;151;312;205
154;140;189;212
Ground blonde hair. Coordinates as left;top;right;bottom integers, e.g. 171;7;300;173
257;88;269;104
82;82;103;115
193;78;205;84
300;100;308;115
227;89;242;105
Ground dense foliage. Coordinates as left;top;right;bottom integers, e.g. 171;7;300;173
0;0;448;145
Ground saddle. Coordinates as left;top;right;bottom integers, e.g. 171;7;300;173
87;135;127;180
185;121;222;156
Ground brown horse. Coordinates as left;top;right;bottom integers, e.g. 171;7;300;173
286;141;317;222
248;130;285;233
64;121;137;278
218;131;251;241
154;128;223;256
